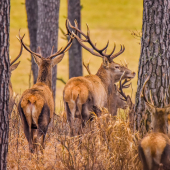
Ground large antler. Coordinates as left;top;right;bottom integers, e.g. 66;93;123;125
10;42;23;66
17;19;75;60
140;76;156;108
118;73;131;101
68;19;125;62
17;30;42;59
49;19;76;59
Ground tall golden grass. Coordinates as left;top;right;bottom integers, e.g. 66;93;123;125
7;98;142;170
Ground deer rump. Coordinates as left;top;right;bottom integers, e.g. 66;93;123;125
138;133;170;170
18;84;53;151
64;75;107;133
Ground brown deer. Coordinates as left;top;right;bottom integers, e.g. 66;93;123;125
138;76;170;170
17;21;74;153
9;42;23;114
83;61;128;111
63;20;136;136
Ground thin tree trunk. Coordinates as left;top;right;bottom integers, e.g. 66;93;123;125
37;0;60;103
68;0;82;78
0;0;10;168
135;0;170;136
25;0;38;84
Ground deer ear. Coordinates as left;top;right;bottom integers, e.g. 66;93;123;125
103;57;110;68
52;54;64;67
10;61;20;72
32;54;41;66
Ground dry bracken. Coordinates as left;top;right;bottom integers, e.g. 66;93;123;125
8;97;142;170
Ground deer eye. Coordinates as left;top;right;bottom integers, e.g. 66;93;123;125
115;66;120;69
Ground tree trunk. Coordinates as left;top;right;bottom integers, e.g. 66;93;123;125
25;0;38;84
135;0;170;136
37;0;60;102
0;0;10;169
68;0;82;78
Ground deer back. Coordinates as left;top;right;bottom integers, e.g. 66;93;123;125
139;76;170;170
139;132;170;170
20;83;54;119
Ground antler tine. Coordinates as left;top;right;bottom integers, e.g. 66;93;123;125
83;60;91;75
104;43;116;59
17;30;42;58
86;24;110;56
70;23;103;58
99;40;109;52
49;36;73;59
110;44;125;60
122;78;131;88
68;20;125;62
118;75;128;101
10;39;23;66
69;20;109;58
140;76;155;108
49;19;75;59
50;46;54;56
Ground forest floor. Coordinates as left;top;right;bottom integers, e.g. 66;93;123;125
10;0;143;110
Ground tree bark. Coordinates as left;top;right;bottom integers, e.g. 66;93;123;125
68;0;82;78
135;0;170;136
25;0;38;84
37;0;60;102
0;0;10;169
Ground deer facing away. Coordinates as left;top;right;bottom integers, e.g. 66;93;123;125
63;20;136;136
138;76;170;170
17;22;74;153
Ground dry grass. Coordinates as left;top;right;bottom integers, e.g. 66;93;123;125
8;98;142;170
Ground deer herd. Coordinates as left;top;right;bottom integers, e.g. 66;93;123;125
8;19;170;169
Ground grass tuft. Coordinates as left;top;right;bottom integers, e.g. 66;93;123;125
8;98;142;170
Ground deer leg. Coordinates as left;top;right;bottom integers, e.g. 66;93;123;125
37;103;50;153
138;144;150;170
32;129;37;152
26;115;33;153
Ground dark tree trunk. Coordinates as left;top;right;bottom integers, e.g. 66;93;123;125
37;0;60;102
0;0;10;169
135;0;170;136
25;0;38;84
68;0;82;78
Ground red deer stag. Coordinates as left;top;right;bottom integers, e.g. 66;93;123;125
83;61;128;111
138;76;170;170
9;42;23;113
17;21;74;153
63;20;136;136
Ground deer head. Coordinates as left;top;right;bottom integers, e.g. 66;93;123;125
67;20;136;83
141;76;170;134
17;20;75;89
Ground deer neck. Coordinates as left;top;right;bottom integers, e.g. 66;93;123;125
36;65;52;90
96;65;115;95
153;114;167;134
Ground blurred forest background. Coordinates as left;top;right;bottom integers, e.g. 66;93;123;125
10;0;143;110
